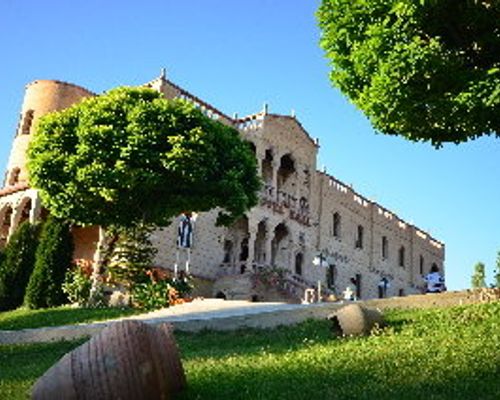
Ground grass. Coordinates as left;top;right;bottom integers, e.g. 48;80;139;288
1;302;500;399
0;306;141;331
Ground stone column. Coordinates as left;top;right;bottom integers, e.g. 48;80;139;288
246;228;257;272
256;150;263;177
272;159;280;202
264;228;274;266
7;208;17;238
30;193;42;224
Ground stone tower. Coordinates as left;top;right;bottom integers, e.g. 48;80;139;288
0;80;94;247
4;80;95;187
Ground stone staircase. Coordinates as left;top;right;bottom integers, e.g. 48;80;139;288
212;270;334;304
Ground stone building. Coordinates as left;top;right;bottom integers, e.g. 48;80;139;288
0;71;445;301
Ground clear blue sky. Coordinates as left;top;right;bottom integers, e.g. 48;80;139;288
0;0;498;290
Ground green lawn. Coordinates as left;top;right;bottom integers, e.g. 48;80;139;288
1;302;500;400
0;306;140;331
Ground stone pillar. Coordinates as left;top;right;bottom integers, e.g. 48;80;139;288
272;159;280;202
264;228;273;266
7;207;18;238
256;150;263;177
246;228;257;272
30;193;42;224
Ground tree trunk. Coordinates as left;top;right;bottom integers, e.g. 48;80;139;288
88;226;107;306
88;226;120;306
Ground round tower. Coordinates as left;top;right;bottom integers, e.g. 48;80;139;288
4;80;95;188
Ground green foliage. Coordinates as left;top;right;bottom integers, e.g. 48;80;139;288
0;222;39;311
471;261;487;289
494;251;500;288
24;217;74;309
317;0;500;146
28;87;261;229
131;276;193;311
62;264;92;305
106;223;157;288
131;280;172;311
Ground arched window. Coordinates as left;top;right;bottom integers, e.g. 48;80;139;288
8;168;21;186
399;246;405;267
355;225;364;249
333;212;341;238
21;110;34;135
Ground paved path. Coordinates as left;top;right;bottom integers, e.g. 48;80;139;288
0;290;475;345
0;299;344;345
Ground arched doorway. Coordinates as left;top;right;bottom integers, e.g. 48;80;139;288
271;223;289;267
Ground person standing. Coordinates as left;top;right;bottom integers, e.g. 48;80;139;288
424;265;446;293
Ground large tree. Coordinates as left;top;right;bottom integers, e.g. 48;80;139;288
29;87;260;228
28;87;260;299
317;0;500;147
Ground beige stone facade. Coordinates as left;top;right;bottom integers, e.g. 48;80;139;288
0;72;445;301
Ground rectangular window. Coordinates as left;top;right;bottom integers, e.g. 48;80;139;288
355;225;364;249
355;273;362;299
327;264;335;289
333;212;341;238
382;236;388;259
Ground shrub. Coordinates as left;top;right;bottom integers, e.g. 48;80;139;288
130;273;193;311
62;260;92;305
131;280;173;311
0;222;40;311
24;217;74;309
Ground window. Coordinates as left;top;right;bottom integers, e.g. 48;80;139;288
355;225;364;249
332;212;341;238
399;246;405;267
399;289;405;297
382;236;388;259
326;264;336;289
355;273;362;299
21;110;34;135
419;255;424;275
295;252;303;276
8;168;21;186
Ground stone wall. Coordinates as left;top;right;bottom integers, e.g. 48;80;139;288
0;73;445;302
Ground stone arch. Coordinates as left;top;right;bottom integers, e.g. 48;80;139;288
223;215;249;268
254;220;267;264
0;204;13;248
16;196;32;226
277;153;296;190
261;148;274;185
271;222;290;267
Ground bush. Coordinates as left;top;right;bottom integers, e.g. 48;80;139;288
131;280;173;311
24;217;74;309
0;222;40;311
62;260;92;305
